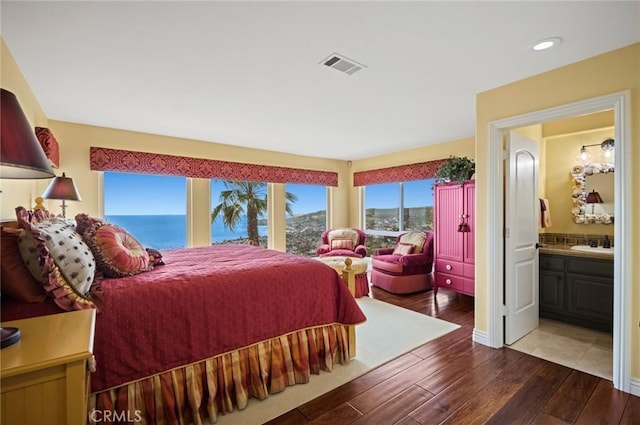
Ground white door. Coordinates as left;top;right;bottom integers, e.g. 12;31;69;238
505;132;540;345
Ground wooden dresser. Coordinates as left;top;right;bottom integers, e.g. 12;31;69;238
1;309;96;425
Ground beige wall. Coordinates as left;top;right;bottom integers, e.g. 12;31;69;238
476;43;639;378
0;38;51;216
543;110;614;138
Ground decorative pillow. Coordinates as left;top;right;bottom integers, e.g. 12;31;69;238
75;213;107;235
328;228;359;248
331;238;354;251
146;248;165;266
15;207;100;312
84;223;151;277
18;207;54;225
1;227;47;303
18;218;95;295
399;231;427;253
392;242;415;256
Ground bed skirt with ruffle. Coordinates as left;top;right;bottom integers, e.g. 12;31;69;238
89;323;352;424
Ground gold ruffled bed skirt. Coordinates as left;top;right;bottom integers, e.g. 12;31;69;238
89;323;352;424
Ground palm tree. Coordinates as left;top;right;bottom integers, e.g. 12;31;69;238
211;181;297;245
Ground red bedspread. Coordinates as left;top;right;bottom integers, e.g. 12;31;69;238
1;245;366;392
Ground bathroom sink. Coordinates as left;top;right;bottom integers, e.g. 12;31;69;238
570;245;614;255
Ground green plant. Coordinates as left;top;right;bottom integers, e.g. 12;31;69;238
211;181;297;246
436;156;475;183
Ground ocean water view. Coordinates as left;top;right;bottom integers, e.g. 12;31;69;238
106;215;267;249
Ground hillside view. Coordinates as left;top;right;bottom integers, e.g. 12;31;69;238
216;206;434;257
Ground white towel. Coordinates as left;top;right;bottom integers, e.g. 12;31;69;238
540;198;552;228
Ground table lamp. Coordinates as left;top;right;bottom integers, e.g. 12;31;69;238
42;172;82;218
1;88;56;348
585;190;603;214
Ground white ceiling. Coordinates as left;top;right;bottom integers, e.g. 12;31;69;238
2;1;639;161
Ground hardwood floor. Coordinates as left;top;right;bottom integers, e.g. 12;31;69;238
267;287;640;425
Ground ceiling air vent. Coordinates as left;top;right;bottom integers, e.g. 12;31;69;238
320;53;366;75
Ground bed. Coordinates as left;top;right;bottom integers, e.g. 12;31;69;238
1;211;366;425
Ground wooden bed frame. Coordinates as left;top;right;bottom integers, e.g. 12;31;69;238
340;257;357;358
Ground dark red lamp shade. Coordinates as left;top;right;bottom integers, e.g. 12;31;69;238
0;89;55;179
42;172;82;202
42;172;82;218
586;190;603;204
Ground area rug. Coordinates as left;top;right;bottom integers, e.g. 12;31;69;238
214;297;461;425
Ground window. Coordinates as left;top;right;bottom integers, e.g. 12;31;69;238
211;180;268;247
285;184;327;256
363;178;436;252
104;172;187;249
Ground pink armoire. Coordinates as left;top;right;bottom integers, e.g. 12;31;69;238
433;180;475;296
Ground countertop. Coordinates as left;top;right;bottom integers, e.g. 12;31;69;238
539;244;614;260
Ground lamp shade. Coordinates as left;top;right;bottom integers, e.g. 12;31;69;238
585;190;603;204
42;172;82;201
0;89;55;179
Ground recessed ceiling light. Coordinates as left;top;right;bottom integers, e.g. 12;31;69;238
532;37;562;51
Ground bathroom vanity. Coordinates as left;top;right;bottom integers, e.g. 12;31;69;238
539;248;613;332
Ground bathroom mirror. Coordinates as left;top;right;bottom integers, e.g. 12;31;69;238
570;162;614;224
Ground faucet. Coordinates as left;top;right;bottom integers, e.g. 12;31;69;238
588;239;598;248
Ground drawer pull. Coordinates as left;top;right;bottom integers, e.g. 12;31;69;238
445;279;452;285
446;264;452;270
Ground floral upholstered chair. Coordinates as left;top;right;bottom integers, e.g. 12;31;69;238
316;228;367;258
371;231;434;294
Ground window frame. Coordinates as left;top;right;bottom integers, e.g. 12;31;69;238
363;179;436;238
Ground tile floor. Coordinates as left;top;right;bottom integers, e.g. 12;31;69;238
508;318;613;380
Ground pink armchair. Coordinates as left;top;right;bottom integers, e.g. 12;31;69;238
371;231;434;294
316;228;367;258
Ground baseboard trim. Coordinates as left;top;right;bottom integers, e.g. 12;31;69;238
629;377;640;397
472;328;492;347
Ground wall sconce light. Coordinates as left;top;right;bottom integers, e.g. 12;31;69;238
600;138;615;158
42;172;82;218
576;138;615;163
585;189;603;214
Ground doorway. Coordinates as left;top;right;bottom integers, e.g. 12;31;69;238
484;91;632;393
507;118;615;381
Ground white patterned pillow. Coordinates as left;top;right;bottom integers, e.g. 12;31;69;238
398;231;427;254
18;219;95;295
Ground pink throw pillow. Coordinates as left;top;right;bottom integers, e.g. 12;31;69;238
331;238;354;251
392;242;414;256
84;223;151;277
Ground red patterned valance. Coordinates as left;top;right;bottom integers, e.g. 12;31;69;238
35;127;60;168
353;159;447;186
90;147;338;186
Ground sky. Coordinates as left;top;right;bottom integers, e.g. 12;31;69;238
105;173;329;216
104;173;436;216
364;180;436;208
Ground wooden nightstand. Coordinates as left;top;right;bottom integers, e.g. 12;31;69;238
1;309;96;425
